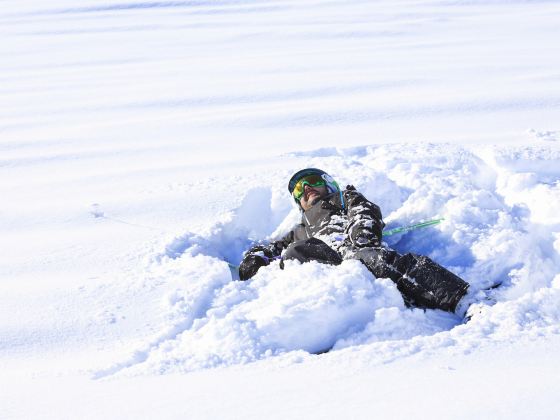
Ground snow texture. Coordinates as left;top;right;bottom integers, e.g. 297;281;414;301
84;142;560;379
1;0;560;419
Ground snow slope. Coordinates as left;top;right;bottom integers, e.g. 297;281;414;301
1;1;560;418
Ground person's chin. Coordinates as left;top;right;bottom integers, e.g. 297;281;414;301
309;195;321;205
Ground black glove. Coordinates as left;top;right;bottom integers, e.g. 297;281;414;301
246;245;275;259
239;254;269;280
348;224;381;248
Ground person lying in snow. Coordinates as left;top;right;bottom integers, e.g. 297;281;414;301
239;168;488;318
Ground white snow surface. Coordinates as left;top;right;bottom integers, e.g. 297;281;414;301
1;0;560;418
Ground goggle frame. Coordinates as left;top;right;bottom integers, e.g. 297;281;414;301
292;175;327;200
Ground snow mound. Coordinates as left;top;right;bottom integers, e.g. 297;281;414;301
114;260;397;375
95;142;560;377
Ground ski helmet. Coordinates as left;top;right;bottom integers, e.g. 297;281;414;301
288;168;340;205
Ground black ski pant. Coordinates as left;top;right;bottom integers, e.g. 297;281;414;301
282;238;469;313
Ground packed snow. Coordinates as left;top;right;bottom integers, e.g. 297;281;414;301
1;0;560;419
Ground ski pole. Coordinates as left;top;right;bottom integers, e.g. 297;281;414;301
382;218;444;237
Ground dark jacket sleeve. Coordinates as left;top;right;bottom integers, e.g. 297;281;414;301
238;230;296;280
343;185;385;247
248;230;295;259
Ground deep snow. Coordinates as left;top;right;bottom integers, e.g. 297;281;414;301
1;1;560;419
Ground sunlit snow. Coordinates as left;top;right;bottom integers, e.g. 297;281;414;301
1;1;560;419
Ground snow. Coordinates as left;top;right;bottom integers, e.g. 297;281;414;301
1;0;560;418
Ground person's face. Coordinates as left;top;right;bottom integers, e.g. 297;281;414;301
299;184;328;211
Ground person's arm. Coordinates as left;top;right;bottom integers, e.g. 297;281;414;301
238;231;295;280
343;185;385;248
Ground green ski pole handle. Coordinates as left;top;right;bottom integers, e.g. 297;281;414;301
382;218;444;237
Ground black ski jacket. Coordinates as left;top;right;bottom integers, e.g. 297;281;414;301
243;185;385;262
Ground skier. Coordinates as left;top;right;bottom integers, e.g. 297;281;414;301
238;168;487;318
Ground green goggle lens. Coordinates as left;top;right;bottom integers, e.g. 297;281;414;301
292;175;326;200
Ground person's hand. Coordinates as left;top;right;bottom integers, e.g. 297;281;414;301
239;254;269;280
349;226;381;248
247;245;274;258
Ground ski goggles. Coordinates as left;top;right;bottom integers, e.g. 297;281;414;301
291;175;326;200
